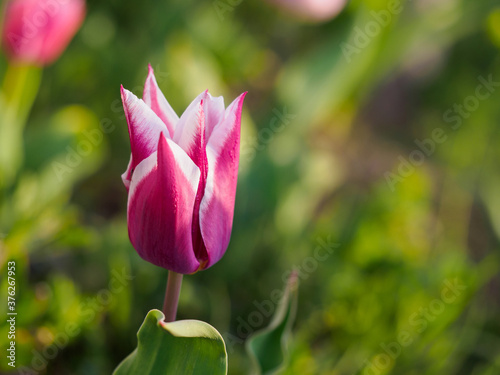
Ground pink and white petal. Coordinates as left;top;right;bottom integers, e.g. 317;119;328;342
127;134;201;274
199;92;246;268
172;92;208;171
143;64;179;138
172;91;205;145
121;86;169;185
171;92;211;264
204;93;225;141
121;154;133;190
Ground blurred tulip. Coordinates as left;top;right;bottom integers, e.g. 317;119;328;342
2;0;86;65
270;0;347;22
121;65;246;274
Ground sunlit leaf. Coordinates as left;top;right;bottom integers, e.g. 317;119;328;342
113;309;227;375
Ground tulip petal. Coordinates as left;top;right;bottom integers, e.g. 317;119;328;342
121;155;133;189
121;86;169;189
199;92;246;269
204;93;225;141
172;92;207;167
143;64;179;138
172;92;210;265
127;134;201;274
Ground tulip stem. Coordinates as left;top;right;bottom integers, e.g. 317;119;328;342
162;271;183;322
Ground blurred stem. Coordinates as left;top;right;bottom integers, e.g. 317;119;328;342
0;0;7;37
0;63;42;189
162;271;183;322
2;63;41;123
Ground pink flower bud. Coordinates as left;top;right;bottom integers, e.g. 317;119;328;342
121;65;246;274
271;0;347;22
2;0;86;65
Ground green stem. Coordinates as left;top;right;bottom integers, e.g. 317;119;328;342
0;63;42;189
0;0;7;38
162;271;183;322
2;63;42;121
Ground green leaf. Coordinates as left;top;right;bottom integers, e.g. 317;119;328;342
113;309;227;375
246;272;299;375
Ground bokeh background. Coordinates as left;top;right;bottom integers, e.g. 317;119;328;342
1;0;500;373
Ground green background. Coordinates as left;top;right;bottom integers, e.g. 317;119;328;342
1;0;500;374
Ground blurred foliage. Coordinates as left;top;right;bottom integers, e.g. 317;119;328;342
1;0;500;374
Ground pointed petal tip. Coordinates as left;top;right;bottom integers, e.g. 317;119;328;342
230;91;247;113
144;64;159;98
200;89;209;102
235;92;247;111
120;85;131;100
239;91;248;101
146;63;155;80
228;91;247;110
121;87;140;110
157;130;168;152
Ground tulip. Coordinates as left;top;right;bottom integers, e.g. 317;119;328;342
2;0;86;65
121;65;246;275
270;0;347;22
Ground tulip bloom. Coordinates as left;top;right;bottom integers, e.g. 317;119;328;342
270;0;347;22
2;0;86;65
121;65;246;274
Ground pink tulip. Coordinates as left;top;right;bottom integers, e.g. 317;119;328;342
121;65;246;274
270;0;347;22
2;0;86;65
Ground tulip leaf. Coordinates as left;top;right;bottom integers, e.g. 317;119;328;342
113;309;227;375
246;272;299;375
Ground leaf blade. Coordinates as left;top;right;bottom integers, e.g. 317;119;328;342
113;309;227;375
246;272;299;375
